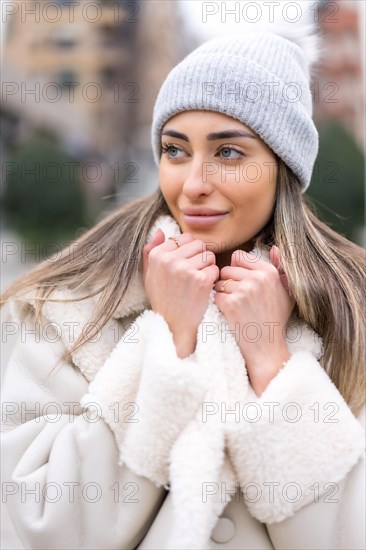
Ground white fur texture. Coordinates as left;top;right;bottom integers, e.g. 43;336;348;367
261;20;323;69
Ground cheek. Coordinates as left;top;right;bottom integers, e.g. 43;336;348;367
159;164;178;205
159;164;172;199
229;165;277;217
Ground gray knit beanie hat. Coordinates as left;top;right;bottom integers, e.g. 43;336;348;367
151;31;319;192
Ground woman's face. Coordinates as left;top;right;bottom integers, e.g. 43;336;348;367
159;110;278;258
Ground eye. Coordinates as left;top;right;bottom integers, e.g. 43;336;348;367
161;143;186;159
217;145;245;160
161;142;245;161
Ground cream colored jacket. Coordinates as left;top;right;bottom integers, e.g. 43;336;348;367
1;214;365;550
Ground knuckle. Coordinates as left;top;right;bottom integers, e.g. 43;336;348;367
195;270;207;283
242;280;254;295
195;271;210;288
203;251;215;265
255;271;268;284
148;247;159;261
237;284;247;297
225;296;237;312
159;254;172;269
220;266;231;278
266;268;279;286
174;261;187;276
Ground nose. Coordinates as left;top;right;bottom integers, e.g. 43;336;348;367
182;156;215;199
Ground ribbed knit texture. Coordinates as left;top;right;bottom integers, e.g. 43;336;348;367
151;32;319;191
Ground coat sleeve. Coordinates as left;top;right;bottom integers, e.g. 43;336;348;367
265;408;366;550
1;308;169;550
225;327;365;530
80;308;213;488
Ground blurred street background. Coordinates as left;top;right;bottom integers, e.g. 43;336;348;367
1;1;365;548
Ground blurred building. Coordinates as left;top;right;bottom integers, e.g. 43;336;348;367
313;0;365;149
1;0;192;198
3;1;135;156
133;1;197;156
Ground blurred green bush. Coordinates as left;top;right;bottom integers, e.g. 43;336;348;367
2;132;91;247
308;121;364;243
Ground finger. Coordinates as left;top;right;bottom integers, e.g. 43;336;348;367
144;230;191;260
160;232;193;252
142;229;165;283
165;238;210;261
269;245;281;270
219;265;248;280
214;277;237;294
202;264;220;285
269;245;290;291
231;249;271;271
184;249;216;270
145;228;165;254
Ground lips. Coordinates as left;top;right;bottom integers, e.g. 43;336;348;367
182;209;229;227
181;207;229;216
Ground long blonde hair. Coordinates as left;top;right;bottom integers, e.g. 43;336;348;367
1;160;365;415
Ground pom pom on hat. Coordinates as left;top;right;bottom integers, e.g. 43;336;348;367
259;21;324;73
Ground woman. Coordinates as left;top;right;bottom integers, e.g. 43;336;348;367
1;31;365;550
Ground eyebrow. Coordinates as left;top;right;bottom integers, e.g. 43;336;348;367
161;129;257;141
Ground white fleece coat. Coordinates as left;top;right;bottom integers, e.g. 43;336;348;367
2;213;365;550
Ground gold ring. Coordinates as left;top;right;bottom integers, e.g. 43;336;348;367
220;278;233;293
168;235;180;248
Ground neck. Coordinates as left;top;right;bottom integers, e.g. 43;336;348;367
215;241;254;270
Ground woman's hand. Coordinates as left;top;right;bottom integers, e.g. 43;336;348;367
142;229;219;358
214;246;296;396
